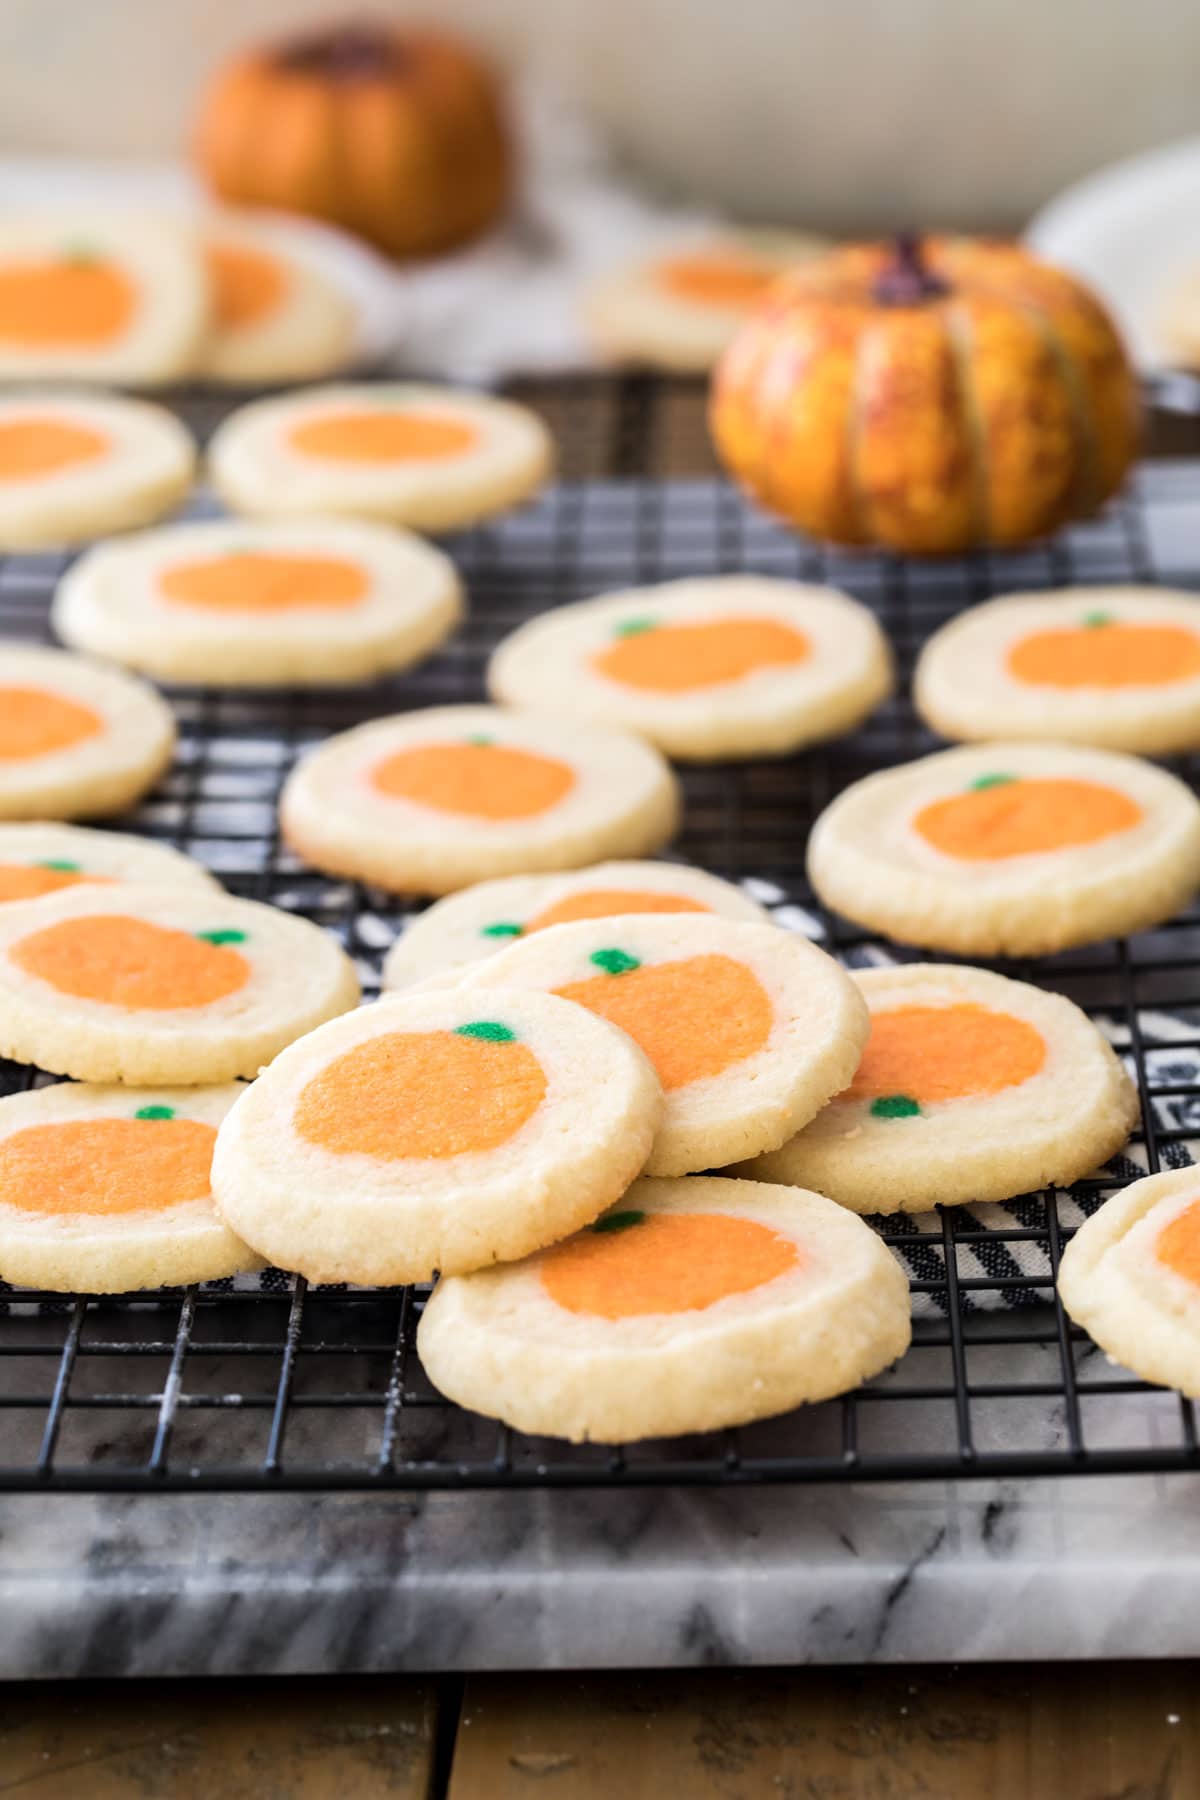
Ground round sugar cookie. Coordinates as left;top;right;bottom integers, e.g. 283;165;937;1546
456;915;869;1176
418;1175;910;1443
280;705;680;897
582;230;828;372
0;645;175;821
0;1082;257;1292
210;989;664;1285
808;742;1200;957
0;391;195;549
209;383;553;533
916;587;1200;754
198;213;355;385
1058;1167;1200;1397
382;860;769;991
0;823;217;905
0;214;207;385
53;516;463;687
739;963;1137;1213
488;576;893;761
0;885;359;1084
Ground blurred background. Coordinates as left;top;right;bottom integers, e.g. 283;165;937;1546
4;0;1200;230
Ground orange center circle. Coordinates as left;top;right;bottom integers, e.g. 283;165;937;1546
1157;1198;1200;1286
913;778;1142;860
656;253;779;309
0;687;103;760
593;617;809;694
555;953;773;1091
1007;622;1200;690
294;1028;547;1160
0;1116;216;1216
0;418;109;481
371;741;576;821
0;258;135;348
0;864;108;902
206;241;288;330
845;1002;1047;1105
288;410;478;464
541;1211;800;1319
11;915;250;1010
159;551;369;615
526;890;710;932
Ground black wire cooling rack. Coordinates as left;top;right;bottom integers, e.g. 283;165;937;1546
1;374;1200;1493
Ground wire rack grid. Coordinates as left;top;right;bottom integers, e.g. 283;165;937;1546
0;374;1198;1494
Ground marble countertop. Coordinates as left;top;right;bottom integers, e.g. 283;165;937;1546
4;1465;1198;1676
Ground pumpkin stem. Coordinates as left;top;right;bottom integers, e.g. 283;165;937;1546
874;233;949;305
275;22;402;78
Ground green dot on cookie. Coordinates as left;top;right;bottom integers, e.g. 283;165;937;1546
134;1105;176;1121
591;1210;645;1234
614;617;658;638
481;922;524;939
35;859;81;873
968;773;1017;791
870;1094;922;1119
455;1020;517;1042
194;929;247;946
590;948;640;976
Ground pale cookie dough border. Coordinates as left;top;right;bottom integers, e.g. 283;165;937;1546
915;586;1200;754
581;231;828;373
381;860;770;990
457;914;870;1176
53;515;464;687
280;705;681;896
487;576;894;760
0;391;196;550
0;823;219;899
0;885;360;1085
807;741;1200;956
208;383;554;533
198;212;357;386
417;1176;911;1443
210;989;664;1285
0;644;175;821
0;1082;258;1293
1058;1166;1200;1397
740;963;1139;1213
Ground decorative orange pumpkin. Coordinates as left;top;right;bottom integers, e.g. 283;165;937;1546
193;22;511;262
710;235;1140;556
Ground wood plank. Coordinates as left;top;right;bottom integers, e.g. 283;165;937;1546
0;1676;437;1800
448;1664;1200;1800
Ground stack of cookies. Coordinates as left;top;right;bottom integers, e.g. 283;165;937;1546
3;330;1200;1443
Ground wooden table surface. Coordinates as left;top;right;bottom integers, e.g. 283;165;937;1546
4;1663;1199;1797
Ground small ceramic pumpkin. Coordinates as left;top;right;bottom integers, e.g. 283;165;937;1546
193;22;511;262
710;235;1140;556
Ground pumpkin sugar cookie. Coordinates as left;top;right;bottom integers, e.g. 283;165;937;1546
457;915;868;1176
808;742;1200;956
198;212;355;385
0;1082;257;1293
209;383;553;533
741;963;1137;1213
582;230;827;373
1059;1168;1200;1397
0;214;207;385
210;990;663;1285
418;1176;910;1443
916;587;1200;755
0;885;359;1084
382;860;768;990
280;705;680;896
0;823;217;905
488;576;893;761
53;516;462;687
0;391;195;550
0;645;175;821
